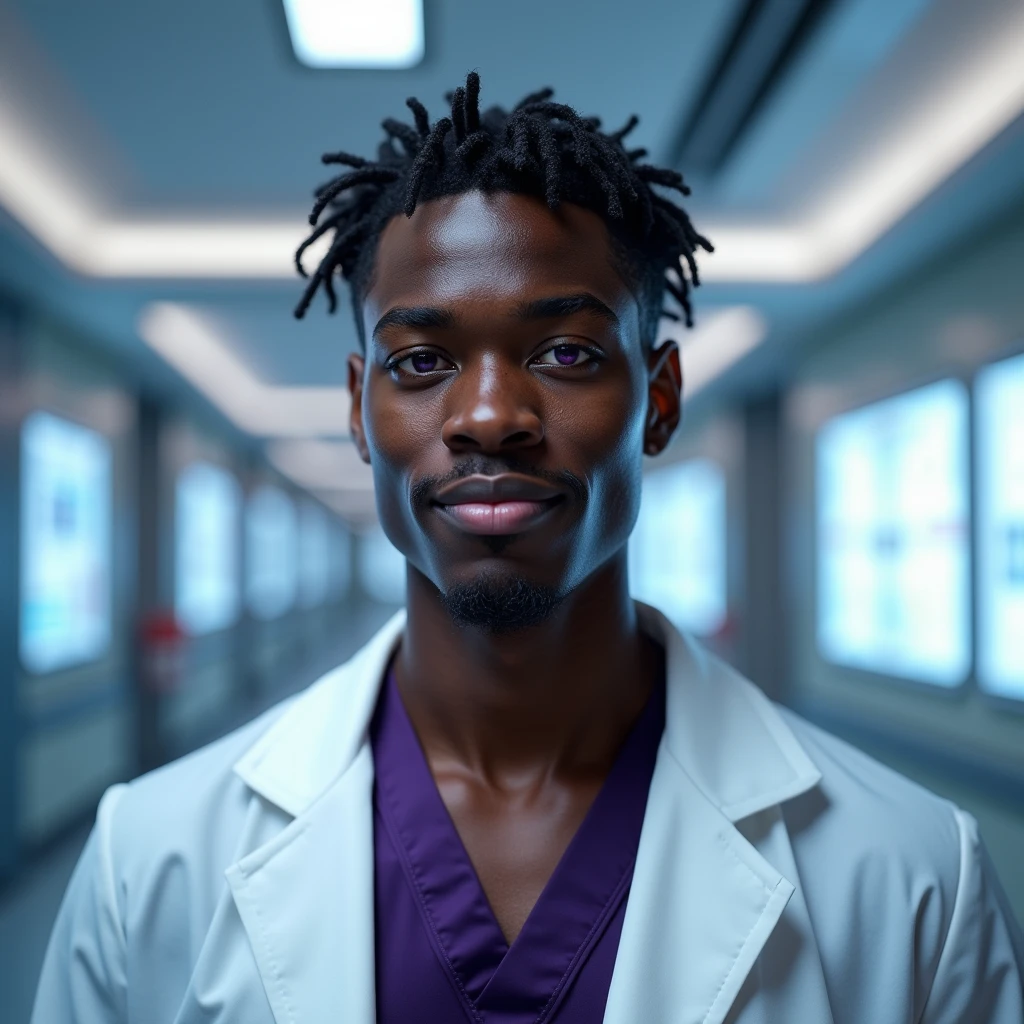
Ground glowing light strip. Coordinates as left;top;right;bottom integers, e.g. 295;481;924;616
675;306;768;396
803;4;1024;278
2;4;1023;283
267;438;378;525
93;222;312;278
137;302;351;436
266;438;373;491
0;95;95;270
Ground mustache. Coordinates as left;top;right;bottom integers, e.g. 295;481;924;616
410;456;587;509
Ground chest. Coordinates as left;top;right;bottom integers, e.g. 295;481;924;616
368;671;667;1024
435;770;603;942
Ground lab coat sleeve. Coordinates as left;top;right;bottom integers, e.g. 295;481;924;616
922;808;1024;1023
31;785;130;1024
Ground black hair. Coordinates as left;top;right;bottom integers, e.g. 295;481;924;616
294;72;712;349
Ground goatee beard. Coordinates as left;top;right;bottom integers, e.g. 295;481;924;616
442;573;562;633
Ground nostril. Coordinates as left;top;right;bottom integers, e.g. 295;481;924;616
503;431;534;447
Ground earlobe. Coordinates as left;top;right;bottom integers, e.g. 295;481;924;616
347;353;371;464
643;340;682;457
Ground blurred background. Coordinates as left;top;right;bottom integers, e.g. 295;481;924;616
1;0;1023;1016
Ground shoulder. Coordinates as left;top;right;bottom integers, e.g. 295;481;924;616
772;707;963;1008
772;706;1024;1019
102;697;298;897
775;704;962;883
778;704;962;856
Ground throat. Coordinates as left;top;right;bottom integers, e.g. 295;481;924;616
435;771;602;945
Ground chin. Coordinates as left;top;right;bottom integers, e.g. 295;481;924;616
441;569;564;634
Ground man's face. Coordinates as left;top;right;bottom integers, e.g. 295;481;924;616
349;190;680;617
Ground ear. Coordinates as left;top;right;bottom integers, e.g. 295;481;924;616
347;353;371;464
644;340;682;457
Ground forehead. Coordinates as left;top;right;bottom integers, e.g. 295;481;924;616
363;191;637;328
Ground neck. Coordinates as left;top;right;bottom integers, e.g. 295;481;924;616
394;553;659;783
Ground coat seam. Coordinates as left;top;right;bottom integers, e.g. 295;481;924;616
916;806;970;1023
237;874;298;1024
701;831;779;1023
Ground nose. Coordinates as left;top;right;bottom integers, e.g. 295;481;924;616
442;357;544;454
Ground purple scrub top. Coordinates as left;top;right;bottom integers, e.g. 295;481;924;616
370;666;665;1024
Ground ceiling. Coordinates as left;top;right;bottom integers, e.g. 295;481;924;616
1;0;1023;510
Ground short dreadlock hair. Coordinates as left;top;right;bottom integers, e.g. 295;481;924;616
294;72;712;350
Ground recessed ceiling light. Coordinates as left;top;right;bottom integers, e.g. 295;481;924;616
282;0;424;69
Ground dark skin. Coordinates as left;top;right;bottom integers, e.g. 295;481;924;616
348;190;683;944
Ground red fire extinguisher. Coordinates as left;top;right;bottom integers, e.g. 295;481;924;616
140;611;186;694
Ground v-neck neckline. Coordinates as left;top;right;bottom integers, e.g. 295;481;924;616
371;667;665;1022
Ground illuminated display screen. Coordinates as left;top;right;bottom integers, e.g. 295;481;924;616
175;462;241;635
245;485;297;620
20;411;112;673
358;526;406;605
629;459;727;636
976;352;1024;700
298;500;330;608
816;379;970;685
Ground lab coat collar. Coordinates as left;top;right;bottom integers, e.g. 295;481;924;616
637;603;822;820
228;605;824;1024
233;603;821;824
233;610;406;817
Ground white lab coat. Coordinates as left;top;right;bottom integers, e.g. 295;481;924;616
33;605;1024;1023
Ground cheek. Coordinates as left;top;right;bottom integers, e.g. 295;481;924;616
361;380;439;551
560;378;647;539
593;422;646;541
362;379;436;464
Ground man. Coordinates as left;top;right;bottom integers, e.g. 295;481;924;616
35;73;1022;1023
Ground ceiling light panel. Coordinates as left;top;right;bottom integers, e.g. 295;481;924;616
282;0;424;69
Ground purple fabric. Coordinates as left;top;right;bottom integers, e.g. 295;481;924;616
371;668;665;1024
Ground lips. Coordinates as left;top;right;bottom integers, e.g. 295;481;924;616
432;474;565;536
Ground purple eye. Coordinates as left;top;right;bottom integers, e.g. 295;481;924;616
392;351;453;377
536;344;595;368
411;352;438;373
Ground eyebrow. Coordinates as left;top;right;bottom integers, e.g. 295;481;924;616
372;305;456;340
372;292;620;342
516;293;621;327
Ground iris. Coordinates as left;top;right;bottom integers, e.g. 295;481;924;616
411;352;438;372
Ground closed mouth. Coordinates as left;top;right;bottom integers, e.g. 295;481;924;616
433;494;564;535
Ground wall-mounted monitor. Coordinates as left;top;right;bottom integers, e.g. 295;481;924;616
20;411;113;674
358;526;406;605
175;462;241;636
816;379;970;686
976;352;1024;700
298;500;330;608
245;485;297;621
629;458;727;636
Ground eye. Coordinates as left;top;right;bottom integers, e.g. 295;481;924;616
389;350;456;376
534;343;601;368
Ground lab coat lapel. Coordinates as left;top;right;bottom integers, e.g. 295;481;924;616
602;748;796;1024
731;806;837;1023
602;606;825;1023
226;611;407;1024
225;749;376;1024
